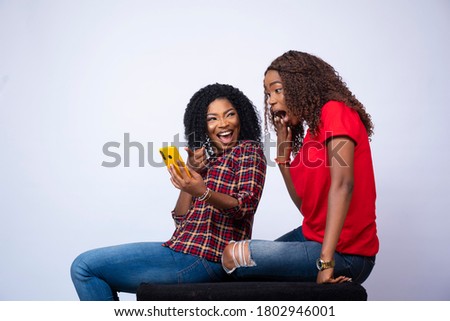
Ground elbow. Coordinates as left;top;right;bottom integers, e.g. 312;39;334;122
343;181;354;195
331;178;354;197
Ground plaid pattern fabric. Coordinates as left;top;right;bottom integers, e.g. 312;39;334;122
163;140;266;262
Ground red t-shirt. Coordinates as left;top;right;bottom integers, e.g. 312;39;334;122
290;101;379;256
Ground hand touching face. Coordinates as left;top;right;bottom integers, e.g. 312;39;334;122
264;70;300;127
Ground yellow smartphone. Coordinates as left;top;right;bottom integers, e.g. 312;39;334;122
159;146;192;177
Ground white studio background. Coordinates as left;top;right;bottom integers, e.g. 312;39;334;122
1;0;449;301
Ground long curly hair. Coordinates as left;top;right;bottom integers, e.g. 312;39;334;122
184;83;262;150
264;50;374;153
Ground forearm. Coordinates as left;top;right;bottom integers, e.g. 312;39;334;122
204;189;239;210
321;136;355;260
278;164;302;211
321;184;353;260
173;190;193;217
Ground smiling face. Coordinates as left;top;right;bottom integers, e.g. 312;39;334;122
264;69;300;127
206;98;241;153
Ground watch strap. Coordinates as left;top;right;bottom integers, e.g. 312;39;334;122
316;258;335;271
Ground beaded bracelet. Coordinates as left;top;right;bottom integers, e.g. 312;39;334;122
275;157;290;166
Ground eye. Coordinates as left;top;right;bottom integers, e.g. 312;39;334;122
275;88;283;94
206;116;216;122
226;111;236;118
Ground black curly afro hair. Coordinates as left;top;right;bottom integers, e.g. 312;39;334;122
184;83;262;150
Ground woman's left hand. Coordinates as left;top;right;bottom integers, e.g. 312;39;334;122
316;269;352;284
169;161;207;197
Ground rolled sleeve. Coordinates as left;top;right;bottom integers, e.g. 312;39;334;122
171;210;183;228
220;143;266;219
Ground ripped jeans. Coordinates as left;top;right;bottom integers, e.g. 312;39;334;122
223;226;375;284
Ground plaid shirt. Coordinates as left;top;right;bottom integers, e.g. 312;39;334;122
163;140;266;262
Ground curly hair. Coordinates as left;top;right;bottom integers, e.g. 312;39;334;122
184;83;262;150
264;50;374;153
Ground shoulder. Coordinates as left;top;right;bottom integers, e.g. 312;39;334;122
317;101;362;143
233;140;265;155
229;141;266;166
321;100;358;120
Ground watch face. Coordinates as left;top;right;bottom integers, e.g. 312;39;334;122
316;259;323;271
316;258;334;271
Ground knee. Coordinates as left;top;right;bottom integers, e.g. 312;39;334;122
70;251;91;282
221;243;235;272
221;240;255;274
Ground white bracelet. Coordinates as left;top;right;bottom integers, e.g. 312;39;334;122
198;188;211;201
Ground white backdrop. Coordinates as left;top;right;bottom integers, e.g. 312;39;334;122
1;0;449;300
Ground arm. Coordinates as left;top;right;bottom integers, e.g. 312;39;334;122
218;144;267;219
170;144;266;217
278;162;302;211
172;190;193;217
169;162;240;209
204;189;239;210
316;136;354;284
274;116;302;211
183;146;239;209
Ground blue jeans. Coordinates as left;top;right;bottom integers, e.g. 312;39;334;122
231;226;375;284
70;242;228;300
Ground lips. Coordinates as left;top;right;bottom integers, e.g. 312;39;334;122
217;130;234;144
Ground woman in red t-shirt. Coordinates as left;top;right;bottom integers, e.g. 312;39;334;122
222;50;379;284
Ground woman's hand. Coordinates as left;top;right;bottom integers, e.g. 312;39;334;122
169;161;207;197
273;116;292;160
185;147;208;173
316;268;352;284
272;115;302;210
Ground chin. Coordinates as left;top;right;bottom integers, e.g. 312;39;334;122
214;141;239;152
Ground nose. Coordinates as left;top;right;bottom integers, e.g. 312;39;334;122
267;94;277;106
218;117;228;128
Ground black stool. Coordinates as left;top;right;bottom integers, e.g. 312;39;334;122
136;281;367;301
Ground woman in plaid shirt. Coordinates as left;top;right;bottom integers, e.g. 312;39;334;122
71;83;266;300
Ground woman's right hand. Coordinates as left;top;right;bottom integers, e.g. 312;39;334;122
185;147;207;173
273;116;292;160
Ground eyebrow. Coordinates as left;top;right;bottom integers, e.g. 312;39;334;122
269;81;282;87
264;80;283;91
206;108;236;116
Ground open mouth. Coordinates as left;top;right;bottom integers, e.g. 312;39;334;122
217;130;234;145
271;110;287;122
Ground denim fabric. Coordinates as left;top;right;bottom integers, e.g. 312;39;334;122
231;226;375;284
70;242;227;300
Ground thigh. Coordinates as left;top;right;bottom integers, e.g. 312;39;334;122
171;251;228;283
80;242;228;292
233;239;322;281
77;242;180;293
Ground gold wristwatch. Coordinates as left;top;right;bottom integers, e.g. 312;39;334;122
316;258;335;271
